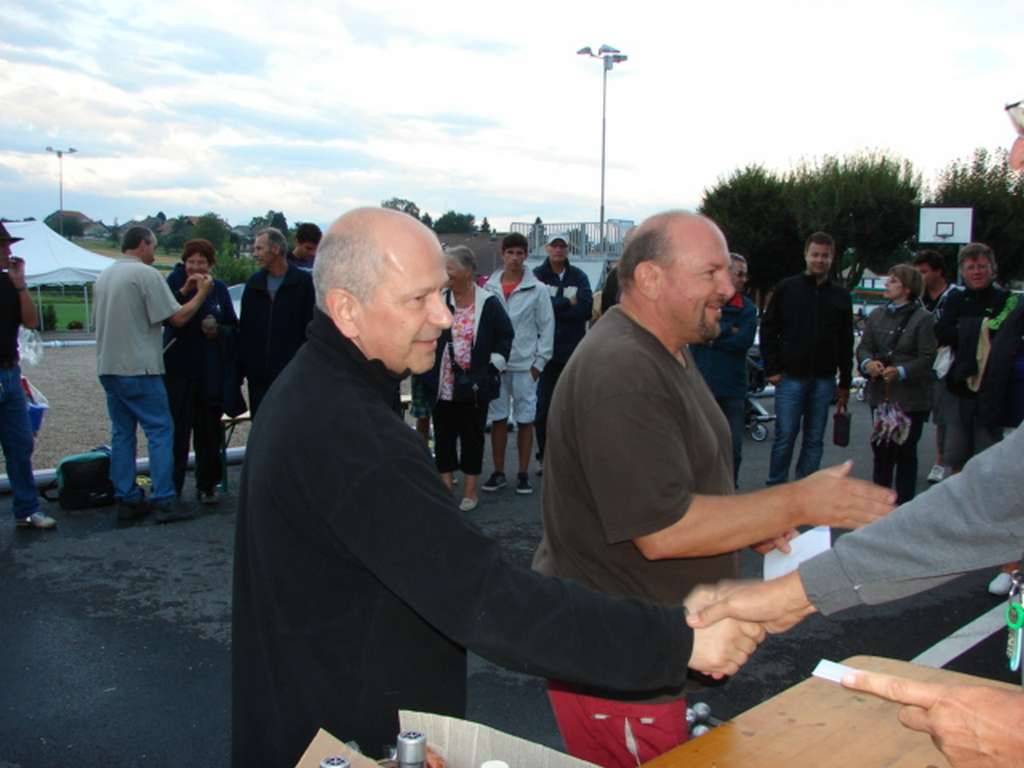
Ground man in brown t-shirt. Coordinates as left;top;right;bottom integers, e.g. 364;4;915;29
533;211;896;768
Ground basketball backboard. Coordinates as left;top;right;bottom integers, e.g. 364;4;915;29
918;207;973;244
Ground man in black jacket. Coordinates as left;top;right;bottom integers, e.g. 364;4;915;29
237;227;314;415
532;234;593;469
231;207;765;767
761;232;853;485
933;242;1009;472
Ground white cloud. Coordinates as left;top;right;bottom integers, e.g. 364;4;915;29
0;0;1018;229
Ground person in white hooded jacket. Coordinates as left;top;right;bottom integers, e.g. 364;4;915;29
481;232;555;496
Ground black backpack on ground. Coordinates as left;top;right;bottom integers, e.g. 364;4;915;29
40;446;116;510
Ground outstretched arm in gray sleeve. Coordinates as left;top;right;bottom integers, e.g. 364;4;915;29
800;426;1024;615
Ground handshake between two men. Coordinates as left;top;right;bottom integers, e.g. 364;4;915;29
680;450;1024;768
678;459;895;679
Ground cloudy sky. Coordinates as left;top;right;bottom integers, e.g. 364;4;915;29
2;0;1019;232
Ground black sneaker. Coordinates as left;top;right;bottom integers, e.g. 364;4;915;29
117;496;151;522
515;472;533;495
481;472;507;492
153;499;195;524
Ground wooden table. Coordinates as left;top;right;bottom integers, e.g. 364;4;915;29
643;655;1019;767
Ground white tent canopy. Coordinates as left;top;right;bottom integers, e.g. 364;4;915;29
7;220;114;287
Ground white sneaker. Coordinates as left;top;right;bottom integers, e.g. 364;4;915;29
926;465;947;483
989;572;1013;596
458;497;478;512
16;511;57;530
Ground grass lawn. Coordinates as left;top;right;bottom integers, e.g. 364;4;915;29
34;289;92;331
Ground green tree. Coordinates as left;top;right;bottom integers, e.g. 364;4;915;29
269;211;288;235
699;165;803;294
108;218;122;247
421;212;434;229
250;210;288;235
162;216;193;254
44;213;85;239
931;148;1024;281
786;152;922;289
213;255;257;285
433;211;476;234
191;213;231;258
480;217;491;234
382;197;421;219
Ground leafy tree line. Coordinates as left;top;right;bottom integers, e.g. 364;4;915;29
381;197;489;235
699;148;1024;293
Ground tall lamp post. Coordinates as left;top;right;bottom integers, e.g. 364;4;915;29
577;44;627;252
45;146;77;236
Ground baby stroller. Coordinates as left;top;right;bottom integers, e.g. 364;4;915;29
745;346;775;442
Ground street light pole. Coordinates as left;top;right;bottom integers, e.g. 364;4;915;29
577;45;627;252
45;146;77;236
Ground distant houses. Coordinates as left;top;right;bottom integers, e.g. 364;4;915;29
44;210;110;240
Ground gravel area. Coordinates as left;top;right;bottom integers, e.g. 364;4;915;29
21;343;251;472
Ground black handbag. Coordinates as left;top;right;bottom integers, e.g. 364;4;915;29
449;345;478;404
833;411;851;447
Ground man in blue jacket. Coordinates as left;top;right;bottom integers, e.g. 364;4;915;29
532;233;593;470
238;227;315;415
692;253;757;488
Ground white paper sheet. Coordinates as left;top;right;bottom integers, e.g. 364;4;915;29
812;658;858;684
763;525;832;581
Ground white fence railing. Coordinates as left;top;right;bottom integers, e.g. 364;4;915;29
510;219;634;259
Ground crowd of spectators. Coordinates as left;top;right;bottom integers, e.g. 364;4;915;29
4;150;1023;768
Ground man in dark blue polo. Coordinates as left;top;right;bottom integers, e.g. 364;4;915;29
693;253;757;488
532;233;592;472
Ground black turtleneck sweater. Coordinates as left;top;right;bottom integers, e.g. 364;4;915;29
231;309;690;767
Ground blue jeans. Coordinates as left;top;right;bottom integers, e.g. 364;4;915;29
767;376;836;485
100;375;176;503
715;396;746;489
0;366;40;519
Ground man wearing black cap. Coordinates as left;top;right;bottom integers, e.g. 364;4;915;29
0;223;56;529
533;234;593;472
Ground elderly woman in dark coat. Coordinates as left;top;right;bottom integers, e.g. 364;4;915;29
163;238;242;504
422;245;513;511
856;263;937;503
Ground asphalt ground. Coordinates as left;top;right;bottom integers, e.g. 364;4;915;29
1;396;1017;767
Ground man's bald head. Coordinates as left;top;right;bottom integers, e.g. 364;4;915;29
618;211;724;291
313;207;443;311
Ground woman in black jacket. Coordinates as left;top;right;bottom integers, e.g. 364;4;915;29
424;246;513;511
163;239;242;504
855;264;936;503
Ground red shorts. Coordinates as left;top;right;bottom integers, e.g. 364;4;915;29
546;680;688;768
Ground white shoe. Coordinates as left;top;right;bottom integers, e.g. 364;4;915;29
16;511;57;530
459;497;478;512
926;465;947;483
989;572;1013;596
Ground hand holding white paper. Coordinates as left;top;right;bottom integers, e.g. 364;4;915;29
763;526;831;581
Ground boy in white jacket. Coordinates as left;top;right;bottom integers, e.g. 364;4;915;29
481;233;555;495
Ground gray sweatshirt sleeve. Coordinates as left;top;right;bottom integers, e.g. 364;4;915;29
800;426;1024;615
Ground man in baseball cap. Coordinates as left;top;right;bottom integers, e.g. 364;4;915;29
0;223;56;530
532;233;592;477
